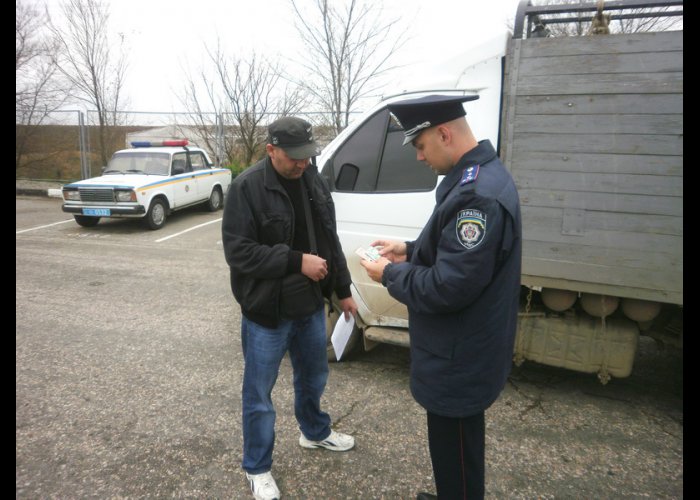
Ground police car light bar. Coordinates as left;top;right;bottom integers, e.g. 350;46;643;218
130;139;189;148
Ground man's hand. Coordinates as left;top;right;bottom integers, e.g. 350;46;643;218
370;240;407;263
337;296;358;321
360;256;392;283
301;253;328;281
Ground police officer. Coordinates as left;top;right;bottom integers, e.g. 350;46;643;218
361;94;522;500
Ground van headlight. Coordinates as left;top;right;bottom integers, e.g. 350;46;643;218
115;189;136;202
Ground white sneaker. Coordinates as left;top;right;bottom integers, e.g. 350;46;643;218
299;429;355;451
246;471;280;500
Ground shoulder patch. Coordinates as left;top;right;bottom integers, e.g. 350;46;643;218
456;209;486;249
460;165;480;186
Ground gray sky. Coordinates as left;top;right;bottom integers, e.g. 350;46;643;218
38;0;521;113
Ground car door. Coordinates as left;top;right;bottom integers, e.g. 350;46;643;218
189;151;216;200
170;152;199;208
321;108;440;324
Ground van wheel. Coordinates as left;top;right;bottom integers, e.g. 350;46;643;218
325;300;361;361
207;187;223;211
74;215;100;227
144;198;167;230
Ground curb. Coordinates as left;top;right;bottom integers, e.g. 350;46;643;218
16;188;64;198
16;188;48;197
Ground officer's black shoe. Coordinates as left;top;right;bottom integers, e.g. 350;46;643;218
416;493;437;500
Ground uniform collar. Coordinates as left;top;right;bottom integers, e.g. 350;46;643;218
436;140;497;203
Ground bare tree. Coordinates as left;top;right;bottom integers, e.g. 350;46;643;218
16;0;72;173
16;0;44;72
290;0;407;134
178;76;223;164
179;41;308;169
48;0;129;169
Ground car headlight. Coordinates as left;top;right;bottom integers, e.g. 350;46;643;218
63;189;80;201
115;189;136;202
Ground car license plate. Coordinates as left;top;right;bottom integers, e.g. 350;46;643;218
82;208;110;216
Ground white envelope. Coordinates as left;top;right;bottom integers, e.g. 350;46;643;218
330;314;355;361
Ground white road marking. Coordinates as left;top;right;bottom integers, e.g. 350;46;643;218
16;219;74;234
155;218;222;242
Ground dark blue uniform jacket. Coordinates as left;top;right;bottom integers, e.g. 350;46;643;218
382;140;522;418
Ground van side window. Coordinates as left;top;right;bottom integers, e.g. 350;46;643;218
330;108;437;193
375;115;437;192
331;110;386;192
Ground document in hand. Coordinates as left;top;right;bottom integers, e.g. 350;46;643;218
355;246;381;262
331;313;355;361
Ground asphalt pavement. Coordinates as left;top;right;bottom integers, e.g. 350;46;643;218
16;194;683;499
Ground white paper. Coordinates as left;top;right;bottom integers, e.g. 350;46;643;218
330;314;355;361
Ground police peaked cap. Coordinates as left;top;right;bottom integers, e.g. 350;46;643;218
387;94;480;145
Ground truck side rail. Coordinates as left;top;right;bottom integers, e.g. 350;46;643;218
514;0;683;39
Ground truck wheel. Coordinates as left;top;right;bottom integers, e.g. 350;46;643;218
74;215;100;227
206;187;223;211
144;198;167;230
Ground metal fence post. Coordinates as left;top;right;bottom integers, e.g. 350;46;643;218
86;110;94;178
216;112;224;166
78;110;90;180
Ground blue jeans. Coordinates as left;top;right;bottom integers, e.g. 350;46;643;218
241;307;331;474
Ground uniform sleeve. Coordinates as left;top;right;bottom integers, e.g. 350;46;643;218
221;178;291;278
383;198;504;315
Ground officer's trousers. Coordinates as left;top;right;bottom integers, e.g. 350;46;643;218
426;410;485;500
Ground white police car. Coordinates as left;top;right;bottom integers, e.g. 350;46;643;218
61;140;232;230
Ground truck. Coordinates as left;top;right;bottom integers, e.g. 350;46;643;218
318;0;683;383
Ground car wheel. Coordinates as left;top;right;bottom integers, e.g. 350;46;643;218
325;300;361;361
144;198;167;230
207;187;223;211
74;215;100;227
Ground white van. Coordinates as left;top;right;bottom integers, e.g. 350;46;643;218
318;33;510;356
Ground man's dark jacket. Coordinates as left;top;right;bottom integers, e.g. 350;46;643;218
222;156;352;327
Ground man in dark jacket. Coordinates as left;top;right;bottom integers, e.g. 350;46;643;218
361;95;522;500
222;116;358;500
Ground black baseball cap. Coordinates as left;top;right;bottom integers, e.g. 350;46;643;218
387;94;480;145
267;117;321;159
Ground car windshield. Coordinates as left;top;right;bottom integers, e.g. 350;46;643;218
104;152;170;176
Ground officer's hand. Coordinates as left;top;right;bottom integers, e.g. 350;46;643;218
301;253;328;282
360;256;391;283
370;240;407;263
